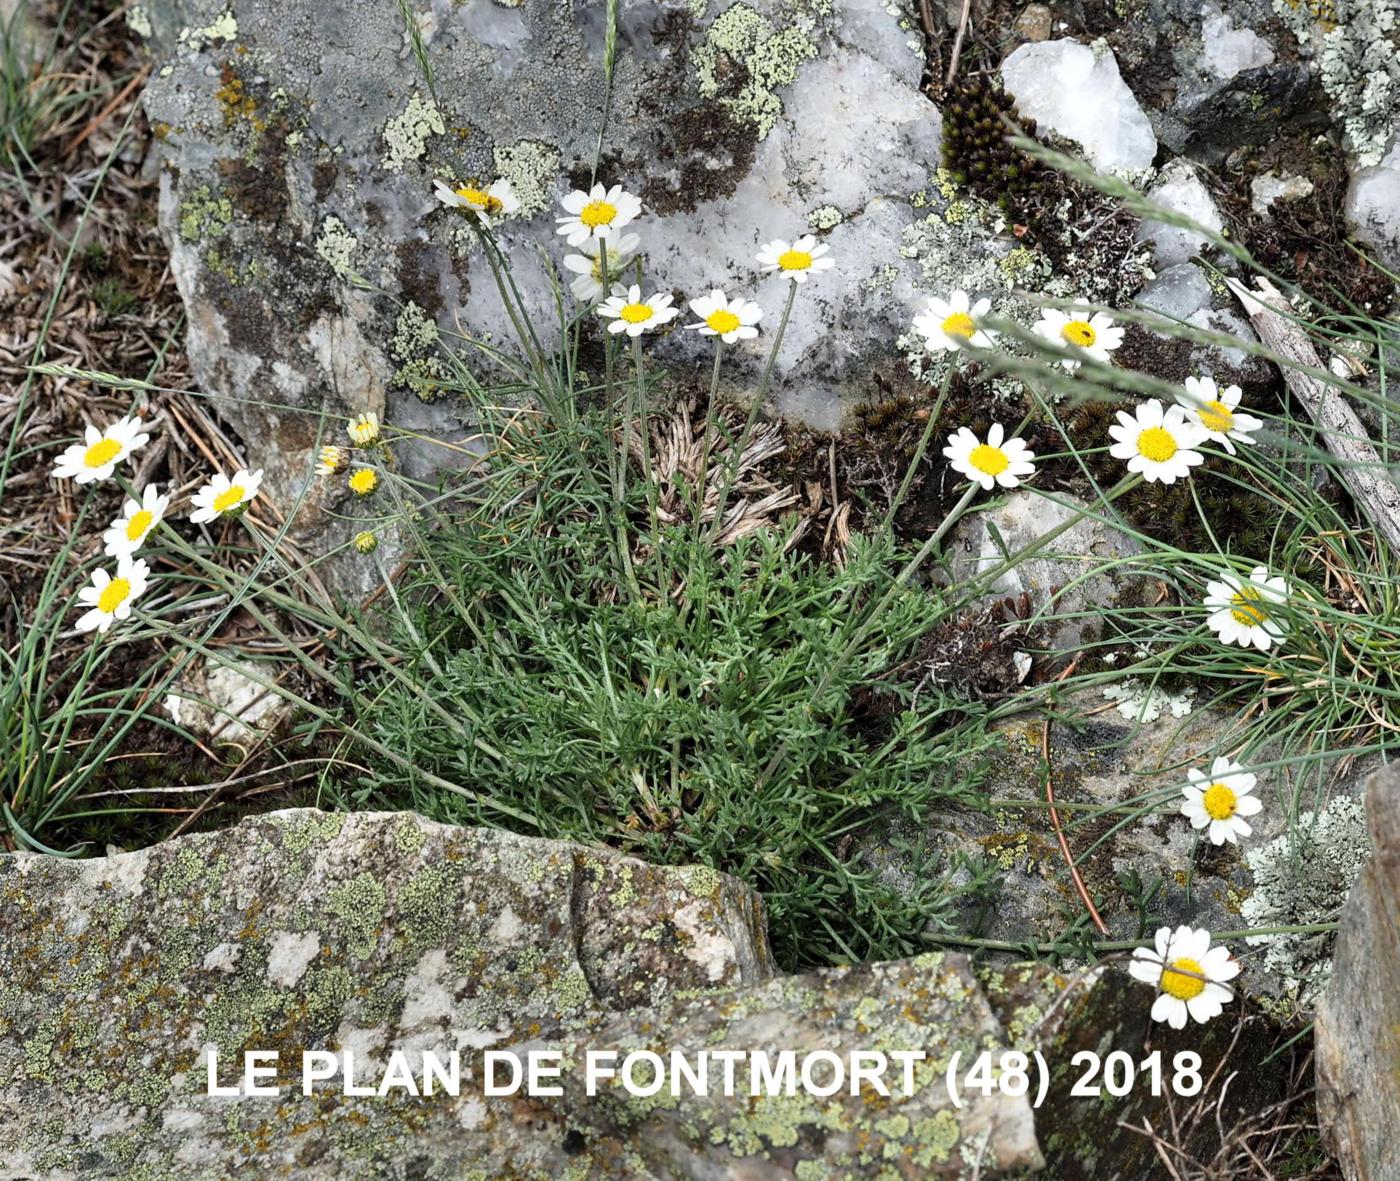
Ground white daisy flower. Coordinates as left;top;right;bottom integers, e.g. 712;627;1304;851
347;412;381;446
1181;756;1263;845
1032;307;1125;370
316;445;348;476
912;290;998;352
75;556;150;635
1107;399;1207;484
1204;565;1289;650
101;484;170;559
1129;926;1240;1029
51;415;151;485
685;289;763;344
1177;376;1263;456
562;232;642;302
432;177;520;225
942;423;1036;491
190;468;263;525
556;182;642;247
755;235;834;284
596;284;679;337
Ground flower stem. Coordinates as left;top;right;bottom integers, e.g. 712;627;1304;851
633;335;663;588
706;281;798;547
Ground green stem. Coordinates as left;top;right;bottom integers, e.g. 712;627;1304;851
633;334;664;590
922;922;1339;956
707;281;798;547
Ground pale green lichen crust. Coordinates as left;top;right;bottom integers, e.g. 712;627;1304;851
0;809;1053;1178
1275;0;1400;165
389;301;449;399
382;92;445;172
693;3;823;139
1241;793;1370;1001
315;215;359;280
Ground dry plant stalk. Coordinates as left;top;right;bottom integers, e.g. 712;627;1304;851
640;404;802;547
1227;276;1400;555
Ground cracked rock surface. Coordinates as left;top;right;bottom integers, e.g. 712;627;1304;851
1316;763;1400;1181
137;0;943;495
0;808;1048;1179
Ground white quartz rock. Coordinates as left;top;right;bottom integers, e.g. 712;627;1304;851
1137;159;1225;266
1251;172;1315;216
1345;135;1400;273
1200;5;1275;81
1001;38;1157;174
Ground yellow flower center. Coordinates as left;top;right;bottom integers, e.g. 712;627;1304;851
969;444;1009;476
777;248;813;272
1161;957;1207;1001
125;510;154;542
212;485;246;513
579;200;617;228
1230;586;1268;627
456;186;502;214
349;469;378;495
1202;782;1238;821
942;312;976;339
1137;426;1179;463
349;417;379;444
1198;400;1235;433
706;309;741;335
83;438;122;468
1061;320;1097;348
619;303;654;324
97;577;131;615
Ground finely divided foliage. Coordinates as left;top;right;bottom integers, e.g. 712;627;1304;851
22;12;1397;1019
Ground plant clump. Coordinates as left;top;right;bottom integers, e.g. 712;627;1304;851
939;74;1152;306
940;74;1044;214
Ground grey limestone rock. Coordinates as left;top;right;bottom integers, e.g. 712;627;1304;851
1316;762;1400;1181
0;808;1047;1179
134;0;948;572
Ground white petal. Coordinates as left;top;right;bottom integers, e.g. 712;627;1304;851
1152;993;1187;1028
1128;958;1161;985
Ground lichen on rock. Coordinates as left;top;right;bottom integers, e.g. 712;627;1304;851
1241;792;1371;1001
693;2;821;139
0;809;1057;1178
1276;0;1400;165
381;91;445;172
